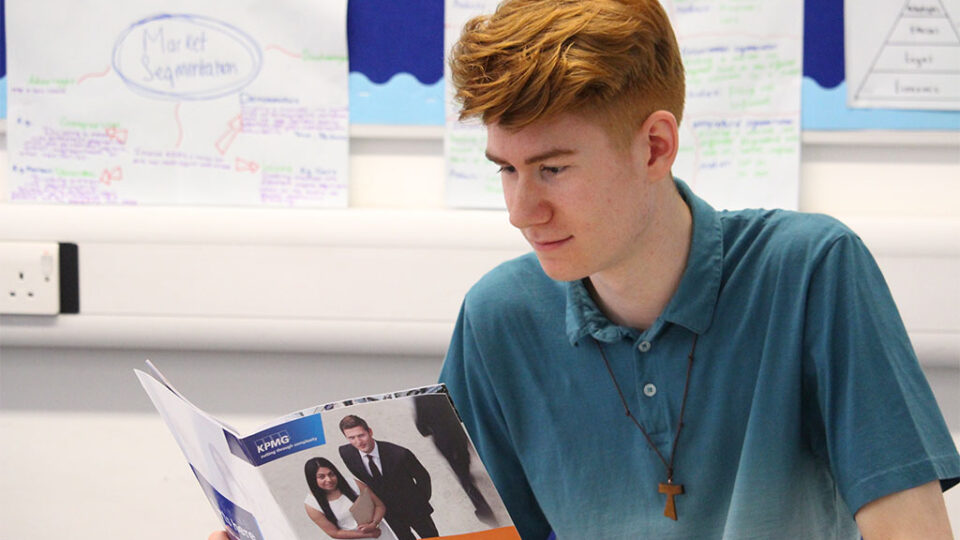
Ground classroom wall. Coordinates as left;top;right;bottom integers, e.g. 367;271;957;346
1;130;959;538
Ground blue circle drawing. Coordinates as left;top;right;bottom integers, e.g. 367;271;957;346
112;13;262;101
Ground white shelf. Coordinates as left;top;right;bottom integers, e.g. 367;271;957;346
802;130;960;146
349;124;445;139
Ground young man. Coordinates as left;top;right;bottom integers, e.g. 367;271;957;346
438;0;959;539
337;415;437;540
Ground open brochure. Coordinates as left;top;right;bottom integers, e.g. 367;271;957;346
136;361;519;540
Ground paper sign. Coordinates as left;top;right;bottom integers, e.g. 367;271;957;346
6;0;349;207
846;0;960;111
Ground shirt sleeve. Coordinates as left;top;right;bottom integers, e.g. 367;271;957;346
439;302;553;540
801;231;960;515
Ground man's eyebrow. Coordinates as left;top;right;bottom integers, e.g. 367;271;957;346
485;148;576;165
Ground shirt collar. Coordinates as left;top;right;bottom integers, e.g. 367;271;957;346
565;178;722;346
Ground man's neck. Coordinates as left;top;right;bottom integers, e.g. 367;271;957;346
587;182;693;330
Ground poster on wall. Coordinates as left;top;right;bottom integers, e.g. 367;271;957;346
802;0;960;130
346;0;444;126
443;0;504;209
666;0;803;211
444;0;803;211
6;0;349;207
845;0;960;111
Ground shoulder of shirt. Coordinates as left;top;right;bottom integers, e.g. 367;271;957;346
718;208;863;263
461;252;561;312
463;253;538;297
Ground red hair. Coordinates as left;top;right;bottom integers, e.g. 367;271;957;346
450;0;685;145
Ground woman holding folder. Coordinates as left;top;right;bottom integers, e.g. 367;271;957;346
304;457;397;540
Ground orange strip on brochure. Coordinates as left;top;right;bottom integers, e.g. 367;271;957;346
426;526;522;540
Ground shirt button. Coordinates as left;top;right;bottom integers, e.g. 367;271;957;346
638;341;652;352
643;383;657;397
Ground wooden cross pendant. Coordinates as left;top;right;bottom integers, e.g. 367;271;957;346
658;482;684;520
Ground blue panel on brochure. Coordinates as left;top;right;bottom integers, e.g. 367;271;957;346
192;465;265;540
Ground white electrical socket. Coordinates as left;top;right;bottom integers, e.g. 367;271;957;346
0;242;61;315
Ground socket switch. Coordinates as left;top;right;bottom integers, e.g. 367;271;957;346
0;242;61;315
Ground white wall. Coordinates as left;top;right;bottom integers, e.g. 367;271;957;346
1;128;959;538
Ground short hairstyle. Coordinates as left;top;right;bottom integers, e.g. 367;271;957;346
339;414;370;433
449;0;685;145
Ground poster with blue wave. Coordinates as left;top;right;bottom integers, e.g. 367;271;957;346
803;0;959;129
347;0;444;125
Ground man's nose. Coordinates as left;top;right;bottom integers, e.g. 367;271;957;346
507;174;551;230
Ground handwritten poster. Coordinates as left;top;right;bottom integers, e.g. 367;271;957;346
666;0;803;210
6;0;349;207
443;0;504;209
444;0;802;211
846;0;960;111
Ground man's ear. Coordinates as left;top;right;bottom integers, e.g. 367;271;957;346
635;110;679;183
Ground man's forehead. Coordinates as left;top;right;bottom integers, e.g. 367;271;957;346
484;119;585;162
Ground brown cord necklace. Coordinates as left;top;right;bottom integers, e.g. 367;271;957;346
593;334;698;521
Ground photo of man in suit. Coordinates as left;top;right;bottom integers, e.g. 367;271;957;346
414;394;495;526
338;414;438;540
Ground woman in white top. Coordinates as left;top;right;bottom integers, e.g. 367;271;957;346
304;457;398;540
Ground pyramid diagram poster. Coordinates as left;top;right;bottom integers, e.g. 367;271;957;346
846;0;960;110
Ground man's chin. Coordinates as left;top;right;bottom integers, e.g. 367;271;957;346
536;256;587;283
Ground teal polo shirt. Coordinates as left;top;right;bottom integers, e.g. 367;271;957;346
439;180;959;539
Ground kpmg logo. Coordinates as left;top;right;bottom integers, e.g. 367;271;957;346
241;417;324;465
254;430;291;454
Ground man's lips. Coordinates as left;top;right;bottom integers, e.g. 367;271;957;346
529;235;573;251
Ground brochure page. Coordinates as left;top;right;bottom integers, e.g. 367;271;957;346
136;364;519;540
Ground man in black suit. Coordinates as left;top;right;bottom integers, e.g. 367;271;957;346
414;394;495;526
338;414;438;540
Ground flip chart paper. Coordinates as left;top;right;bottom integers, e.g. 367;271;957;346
667;0;803;210
6;0;349;207
443;0;505;209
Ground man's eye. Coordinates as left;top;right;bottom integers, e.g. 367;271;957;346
539;165;565;175
497;165;516;174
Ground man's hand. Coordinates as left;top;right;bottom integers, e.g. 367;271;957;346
207;532;230;540
855;480;954;539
